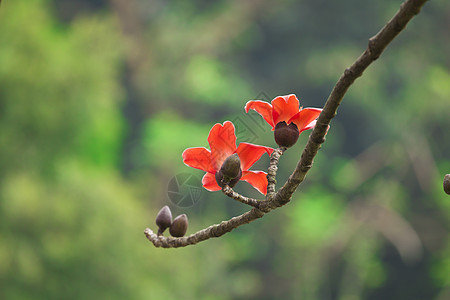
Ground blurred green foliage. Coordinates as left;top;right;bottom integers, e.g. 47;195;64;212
0;0;449;299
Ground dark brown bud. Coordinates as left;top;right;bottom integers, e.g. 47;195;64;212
274;121;299;148
169;214;189;237
155;205;172;235
216;168;242;188
215;153;242;187
220;153;241;181
444;174;450;195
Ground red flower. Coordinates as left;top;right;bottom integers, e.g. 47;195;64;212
182;121;274;195
245;94;322;134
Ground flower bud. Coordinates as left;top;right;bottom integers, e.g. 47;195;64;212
215;153;242;187
155;205;172;235
216;168;242;188
169;214;189;237
444;174;450;195
274;121;299;148
220;153;241;181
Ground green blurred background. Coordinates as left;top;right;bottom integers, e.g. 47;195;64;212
0;0;449;299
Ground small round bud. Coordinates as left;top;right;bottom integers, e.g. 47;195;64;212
169;214;189;237
215;168;242;188
274;121;299;148
155;205;172;235
220;153;241;181
444;174;450;195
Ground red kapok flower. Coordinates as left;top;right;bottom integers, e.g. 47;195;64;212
182;121;274;195
245;94;323;147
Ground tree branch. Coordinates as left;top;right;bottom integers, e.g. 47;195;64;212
274;0;429;204
145;0;429;248
145;208;265;248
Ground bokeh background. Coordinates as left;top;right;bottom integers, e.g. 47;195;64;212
0;0;449;299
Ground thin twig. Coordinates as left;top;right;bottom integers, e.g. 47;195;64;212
145;0;429;248
221;147;286;208
221;185;264;209
266;147;287;199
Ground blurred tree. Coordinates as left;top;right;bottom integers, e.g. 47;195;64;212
0;0;448;299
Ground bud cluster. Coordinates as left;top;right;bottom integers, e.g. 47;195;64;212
155;205;189;237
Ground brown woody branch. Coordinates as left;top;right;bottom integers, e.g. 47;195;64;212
221;185;263;209
274;0;429;204
145;208;265;248
146;148;288;247
145;0;429;248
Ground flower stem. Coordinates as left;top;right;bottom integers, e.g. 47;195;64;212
266;147;286;199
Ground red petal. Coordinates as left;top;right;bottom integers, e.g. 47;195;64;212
301;121;330;134
288;108;322;132
202;172;221;191
182;147;215;173
208;121;237;170
245;100;274;128
272;94;301;125
301;120;317;133
235;142;274;171
241;170;268;195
